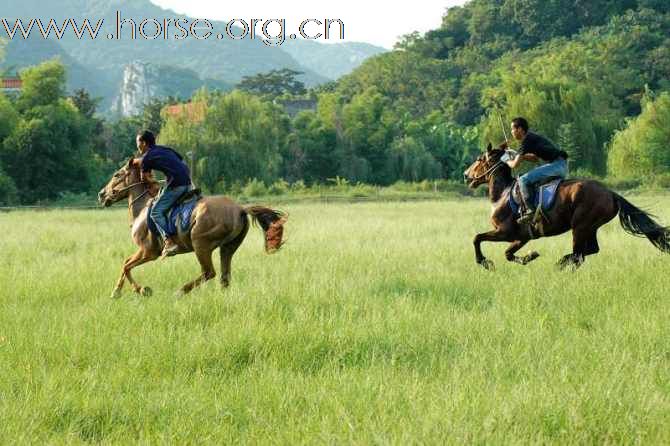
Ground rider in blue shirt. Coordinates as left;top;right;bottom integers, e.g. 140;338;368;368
132;130;192;257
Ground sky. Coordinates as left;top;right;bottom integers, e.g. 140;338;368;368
150;0;467;49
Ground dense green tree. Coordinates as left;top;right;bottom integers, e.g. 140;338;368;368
2;101;88;202
161;90;289;192
386;136;441;182
236;69;306;100
16;60;66;111
0;61;93;202
287;110;338;184
70;88;100;119
341;87;398;184
141;96;180;136
0;161;17;205
608;92;670;178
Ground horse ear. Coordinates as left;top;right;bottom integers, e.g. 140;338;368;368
127;157;134;169
486;143;493;153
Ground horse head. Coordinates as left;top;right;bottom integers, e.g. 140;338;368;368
98;158;152;207
463;143;507;189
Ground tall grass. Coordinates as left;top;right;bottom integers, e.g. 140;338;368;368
1;197;669;444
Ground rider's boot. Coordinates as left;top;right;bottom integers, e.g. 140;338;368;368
161;236;180;258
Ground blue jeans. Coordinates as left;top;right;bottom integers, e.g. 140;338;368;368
519;158;568;210
151;185;191;240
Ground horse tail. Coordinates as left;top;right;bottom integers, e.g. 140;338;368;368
614;193;670;253
244;206;288;253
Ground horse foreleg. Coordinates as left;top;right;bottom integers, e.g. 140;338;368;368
178;246;216;296
111;251;140;299
126;251;158;296
505;240;540;265
111;250;157;298
473;230;511;271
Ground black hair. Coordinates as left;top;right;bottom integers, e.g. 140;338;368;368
138;130;156;147
511;117;529;132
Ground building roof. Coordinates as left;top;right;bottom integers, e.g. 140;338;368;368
163;102;207;123
1;78;22;90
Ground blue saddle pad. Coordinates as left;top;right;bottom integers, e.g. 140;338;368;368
509;178;562;217
147;198;199;237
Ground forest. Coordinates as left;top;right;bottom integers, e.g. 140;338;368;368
1;0;669;204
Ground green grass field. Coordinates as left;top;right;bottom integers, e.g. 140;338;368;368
1;196;669;444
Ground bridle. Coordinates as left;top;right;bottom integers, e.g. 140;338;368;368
109;169;158;206
470;158;504;181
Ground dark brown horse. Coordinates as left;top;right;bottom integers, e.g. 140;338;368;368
98;159;287;298
464;144;670;270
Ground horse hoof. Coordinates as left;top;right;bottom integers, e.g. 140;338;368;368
140;287;153;297
557;255;573;271
525;251;540;264
174;289;187;299
110;289;122;299
479;259;495;271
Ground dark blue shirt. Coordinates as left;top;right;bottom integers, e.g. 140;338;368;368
141;145;191;188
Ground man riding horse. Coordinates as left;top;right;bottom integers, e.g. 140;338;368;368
131;130;192;258
501;117;569;224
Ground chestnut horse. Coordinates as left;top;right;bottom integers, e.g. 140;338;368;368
464;144;670;270
98;159;287;298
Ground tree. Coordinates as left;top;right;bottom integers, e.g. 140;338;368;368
141;96;179;136
2;101;89;202
70;88;100;119
16;60;67;111
608;91;670;178
0;162;17;205
0;94;19;143
160;90;290;192
236;69;306;99
0;60;93;203
386;136;441;182
288;110;338;184
341;87;397;184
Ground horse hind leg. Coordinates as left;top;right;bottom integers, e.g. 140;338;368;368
220;220;250;288
558;225;596;271
178;244;216;296
584;231;600;256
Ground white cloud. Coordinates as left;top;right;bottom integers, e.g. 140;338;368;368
150;0;466;49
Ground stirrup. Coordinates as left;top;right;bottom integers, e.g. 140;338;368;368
517;210;535;225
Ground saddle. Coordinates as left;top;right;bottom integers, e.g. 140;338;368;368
147;188;203;238
509;178;562;224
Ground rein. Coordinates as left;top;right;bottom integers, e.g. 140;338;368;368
472;160;504;181
113;172;164;204
129;188;152;206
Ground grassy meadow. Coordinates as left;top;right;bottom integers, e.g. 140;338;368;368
0;195;669;444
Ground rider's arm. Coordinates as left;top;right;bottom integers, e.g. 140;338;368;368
506;153;538;169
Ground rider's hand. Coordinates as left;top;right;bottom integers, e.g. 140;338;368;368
498;141;509;150
501;149;519;164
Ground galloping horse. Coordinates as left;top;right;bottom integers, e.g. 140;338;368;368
464;144;670;270
98;158;287;298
